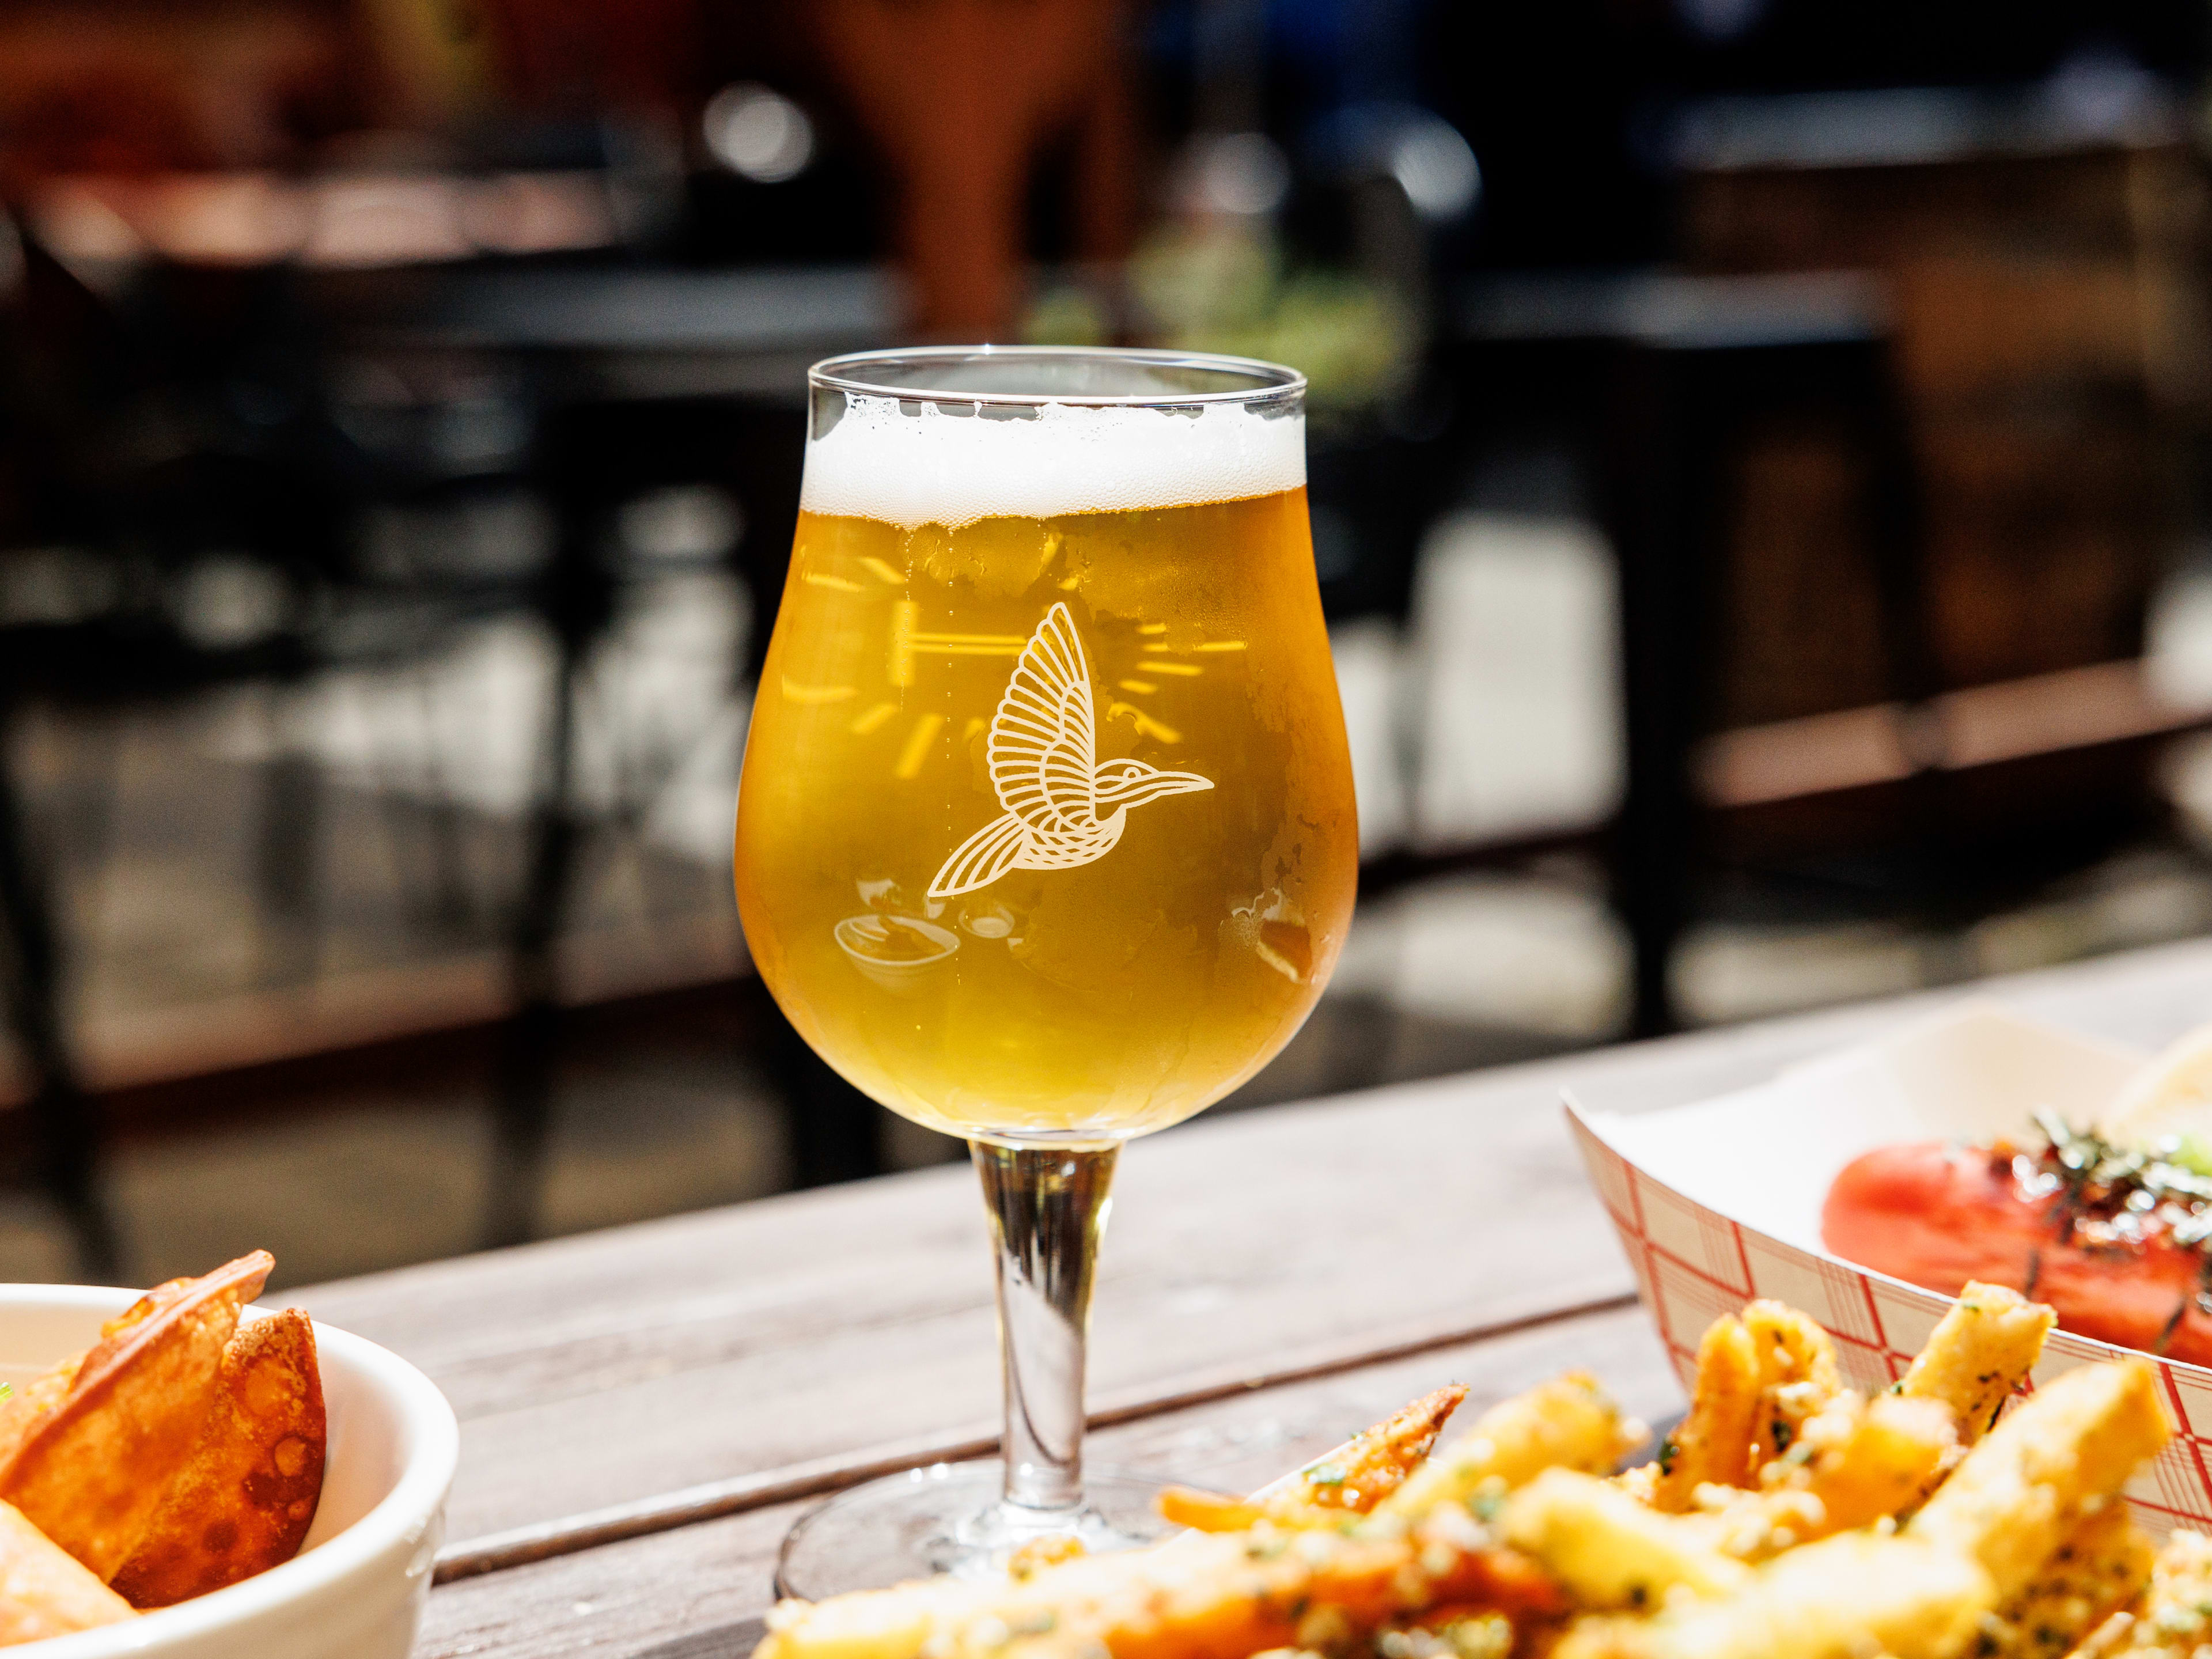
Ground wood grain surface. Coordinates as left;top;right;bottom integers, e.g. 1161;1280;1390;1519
273;935;2212;1654
413;1302;1681;1659
293;937;2212;1559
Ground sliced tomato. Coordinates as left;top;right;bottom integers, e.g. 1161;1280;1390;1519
1822;1140;2212;1367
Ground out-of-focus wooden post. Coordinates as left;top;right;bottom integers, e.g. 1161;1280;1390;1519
812;0;1132;338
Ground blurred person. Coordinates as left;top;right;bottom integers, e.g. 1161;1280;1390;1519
803;0;1138;336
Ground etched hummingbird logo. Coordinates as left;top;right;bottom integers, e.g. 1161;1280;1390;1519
927;603;1213;899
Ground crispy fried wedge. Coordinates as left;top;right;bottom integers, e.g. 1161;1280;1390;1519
0;1363;80;1478
0;1251;272;1581
0;1499;134;1645
110;1308;327;1607
101;1278;199;1340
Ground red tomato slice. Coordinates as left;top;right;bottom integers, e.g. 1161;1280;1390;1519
1823;1140;2212;1367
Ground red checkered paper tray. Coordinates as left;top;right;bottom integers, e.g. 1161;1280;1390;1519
1565;1001;2212;1533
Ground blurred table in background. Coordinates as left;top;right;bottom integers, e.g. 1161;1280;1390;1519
0;244;902;1269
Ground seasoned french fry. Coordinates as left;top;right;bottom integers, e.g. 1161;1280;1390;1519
758;1510;1559;1659
1162;1385;1475;1536
753;1301;2185;1659
1266;1385;1469;1514
1374;1611;1516;1659
1653;1300;1849;1514
0;1499;134;1644
1157;1488;1267;1533
0;1251;272;1580
1797;1391;1956;1535
1740;1301;1842;1470
1005;1536;1086;1581
1382;1374;1637;1519
1650;1316;1761;1510
1974;1502;2155;1659
1612;1462;1660;1505
2075;1528;2212;1658
1502;1468;1751;1609
1898;1283;2056;1446
1680;1392;1954;1562
1907;1358;2172;1601
1551;1532;1995;1659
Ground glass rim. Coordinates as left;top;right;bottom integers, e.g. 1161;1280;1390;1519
806;344;1306;408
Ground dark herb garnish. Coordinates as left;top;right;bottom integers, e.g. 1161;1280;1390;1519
2001;1116;2212;1263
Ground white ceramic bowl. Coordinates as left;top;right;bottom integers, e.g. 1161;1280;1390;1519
0;1285;459;1657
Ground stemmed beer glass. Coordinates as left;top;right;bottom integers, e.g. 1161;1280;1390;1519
734;347;1357;1597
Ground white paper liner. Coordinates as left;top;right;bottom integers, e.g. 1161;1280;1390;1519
1566;1003;2212;1531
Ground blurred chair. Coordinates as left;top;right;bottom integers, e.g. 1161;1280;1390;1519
1619;99;2211;1028
1439;268;1925;1033
342;259;897;1223
1676;93;2203;711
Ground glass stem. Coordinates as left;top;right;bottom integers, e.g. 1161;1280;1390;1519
972;1141;1118;1515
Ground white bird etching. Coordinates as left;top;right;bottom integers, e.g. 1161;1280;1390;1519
928;603;1213;899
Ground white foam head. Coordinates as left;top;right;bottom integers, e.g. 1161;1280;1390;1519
800;395;1305;529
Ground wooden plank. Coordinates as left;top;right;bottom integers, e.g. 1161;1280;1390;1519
298;1056;1646;1550
426;1297;1643;1584
297;937;2212;1558
412;1301;1682;1659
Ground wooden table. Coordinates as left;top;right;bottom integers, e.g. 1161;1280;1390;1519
290;936;2212;1658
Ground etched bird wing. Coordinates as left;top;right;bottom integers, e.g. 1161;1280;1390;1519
988;603;1098;836
927;810;1029;899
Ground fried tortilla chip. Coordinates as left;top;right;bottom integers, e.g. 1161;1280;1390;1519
0;1272;238;1497
0;1499;134;1643
111;1308;327;1607
0;1361;82;1478
101;1277;199;1341
0;1251;272;1581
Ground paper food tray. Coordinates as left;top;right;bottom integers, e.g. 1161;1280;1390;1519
1564;1002;2212;1531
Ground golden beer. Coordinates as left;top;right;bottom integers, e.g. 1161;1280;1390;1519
751;351;1355;1596
736;484;1356;1141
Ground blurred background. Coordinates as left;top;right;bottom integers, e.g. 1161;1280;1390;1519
0;0;2206;1287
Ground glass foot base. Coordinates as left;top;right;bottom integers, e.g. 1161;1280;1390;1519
774;1461;1175;1601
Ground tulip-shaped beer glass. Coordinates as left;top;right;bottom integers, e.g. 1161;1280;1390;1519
736;348;1357;1596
